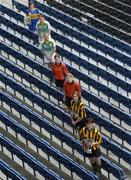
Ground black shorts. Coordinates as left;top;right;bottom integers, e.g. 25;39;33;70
85;148;101;158
75;118;87;131
65;96;72;108
55;79;65;88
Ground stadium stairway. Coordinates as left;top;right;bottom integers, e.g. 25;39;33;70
1;23;131;152
1;5;131;112
1;41;131;152
0;3;130;133
1;0;131;143
0;0;130;179
0;46;130;179
0;35;129;180
1;0;131;153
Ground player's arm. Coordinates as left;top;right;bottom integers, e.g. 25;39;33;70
73;104;85;124
63;82;67;102
63;64;69;76
92;131;102;147
79;130;88;151
47;21;52;34
76;83;81;96
50;40;56;58
24;10;31;26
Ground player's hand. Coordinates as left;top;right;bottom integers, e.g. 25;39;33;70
72;120;76;125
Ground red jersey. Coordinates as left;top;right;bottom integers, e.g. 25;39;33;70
64;80;81;97
51;63;68;80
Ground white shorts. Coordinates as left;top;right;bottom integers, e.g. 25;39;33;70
44;53;55;64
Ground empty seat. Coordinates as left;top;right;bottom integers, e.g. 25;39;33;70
0;160;26;180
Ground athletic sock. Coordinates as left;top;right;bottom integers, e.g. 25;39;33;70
91;163;97;174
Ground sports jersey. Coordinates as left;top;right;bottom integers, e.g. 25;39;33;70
79;127;102;150
26;8;41;31
51;63;68;80
70;100;86;121
37;20;51;37
40;38;56;57
63;80;81;98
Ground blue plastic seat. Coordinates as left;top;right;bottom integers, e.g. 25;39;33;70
101;157;125;179
0;133;61;180
0;160;26;180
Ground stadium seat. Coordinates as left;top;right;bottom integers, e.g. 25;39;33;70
0;160;26;180
0;133;62;180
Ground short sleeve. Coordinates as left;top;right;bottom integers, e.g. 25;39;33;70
45;21;52;31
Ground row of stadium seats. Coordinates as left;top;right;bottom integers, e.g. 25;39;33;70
0;133;62;180
0;160;25;180
43;1;131;55
80;0;131;15
60;0;131;34
10;1;131;65
0;54;131;149
11;0;131;55
0;111;98;180
114;0;131;7
0;91;128;179
1;27;131;128
1;14;131;91
46;0;131;44
67;0;131;24
97;0;131;15
0;69;130;168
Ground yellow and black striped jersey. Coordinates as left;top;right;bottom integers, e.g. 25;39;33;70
79;127;102;150
70;100;87;121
